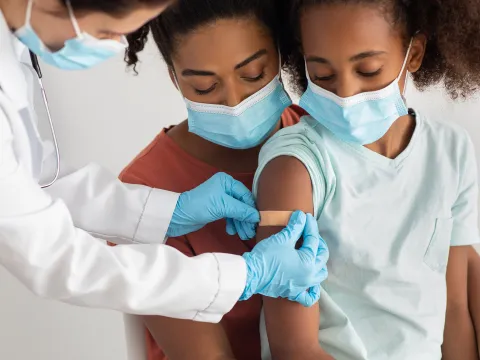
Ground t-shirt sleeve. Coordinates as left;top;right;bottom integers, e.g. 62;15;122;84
450;132;480;246
253;121;331;218
119;165;149;186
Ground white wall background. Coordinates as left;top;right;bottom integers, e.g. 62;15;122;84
0;38;479;359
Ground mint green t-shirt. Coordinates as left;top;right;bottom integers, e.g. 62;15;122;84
254;112;480;360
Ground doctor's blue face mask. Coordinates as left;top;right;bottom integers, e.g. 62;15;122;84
299;40;413;145
174;62;292;150
15;0;127;70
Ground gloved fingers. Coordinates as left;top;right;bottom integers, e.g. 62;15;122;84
274;210;306;245
233;219;247;240
298;214;321;262
219;172;257;208
316;235;330;266
313;267;329;285
291;285;321;307
226;218;237;236
234;219;257;240
222;195;260;223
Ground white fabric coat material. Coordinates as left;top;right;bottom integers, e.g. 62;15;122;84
0;10;246;321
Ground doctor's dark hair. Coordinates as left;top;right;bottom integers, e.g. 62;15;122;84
282;0;480;99
63;0;171;16
125;0;281;72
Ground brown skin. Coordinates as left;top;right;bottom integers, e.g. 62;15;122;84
166;17;281;173
442;246;478;360
142;17;282;360
257;3;475;358
144;316;236;360
0;0;169;50
468;247;480;355
256;157;333;360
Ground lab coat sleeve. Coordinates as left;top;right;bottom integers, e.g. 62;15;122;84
0;107;246;321
45;163;179;245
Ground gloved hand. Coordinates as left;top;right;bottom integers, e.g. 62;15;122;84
167;173;260;238
240;211;329;307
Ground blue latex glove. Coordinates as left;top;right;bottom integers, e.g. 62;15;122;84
240;211;329;307
167;173;260;238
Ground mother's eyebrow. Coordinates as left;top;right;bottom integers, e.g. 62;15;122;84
181;48;269;77
235;49;268;70
181;69;216;77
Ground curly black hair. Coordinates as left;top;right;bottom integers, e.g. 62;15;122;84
282;0;480;99
125;0;282;74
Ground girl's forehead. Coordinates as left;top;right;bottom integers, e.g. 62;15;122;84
300;4;398;49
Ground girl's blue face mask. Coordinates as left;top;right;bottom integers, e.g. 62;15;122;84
15;0;127;70
175;67;292;150
299;41;412;145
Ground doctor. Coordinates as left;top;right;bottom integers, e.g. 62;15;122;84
0;0;328;322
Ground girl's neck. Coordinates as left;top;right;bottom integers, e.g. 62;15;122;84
167;119;283;173
364;114;416;159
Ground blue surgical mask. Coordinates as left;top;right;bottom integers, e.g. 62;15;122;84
15;0;127;70
176;71;292;149
299;41;412;145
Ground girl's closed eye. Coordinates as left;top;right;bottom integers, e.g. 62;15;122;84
357;67;383;78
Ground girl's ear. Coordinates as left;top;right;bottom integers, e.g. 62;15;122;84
407;33;427;74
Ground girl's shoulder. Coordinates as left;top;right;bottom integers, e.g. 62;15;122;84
416;111;474;157
255;115;336;218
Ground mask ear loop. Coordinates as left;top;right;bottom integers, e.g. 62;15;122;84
24;0;34;25
66;0;82;37
398;38;413;97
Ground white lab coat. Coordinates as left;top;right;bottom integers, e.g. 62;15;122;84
0;10;246;322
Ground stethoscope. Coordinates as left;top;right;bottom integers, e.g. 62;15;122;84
28;51;60;188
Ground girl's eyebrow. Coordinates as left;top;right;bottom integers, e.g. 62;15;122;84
306;50;386;64
349;50;386;62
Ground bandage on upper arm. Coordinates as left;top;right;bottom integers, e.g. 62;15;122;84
259;211;293;227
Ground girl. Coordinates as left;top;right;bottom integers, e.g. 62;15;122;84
119;0;324;359
254;0;480;359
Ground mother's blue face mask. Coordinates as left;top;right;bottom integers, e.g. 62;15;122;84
15;0;127;70
300;40;412;145
175;64;292;150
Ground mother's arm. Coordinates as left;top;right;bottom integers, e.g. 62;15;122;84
256;156;333;360
141;236;236;360
143;315;235;360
